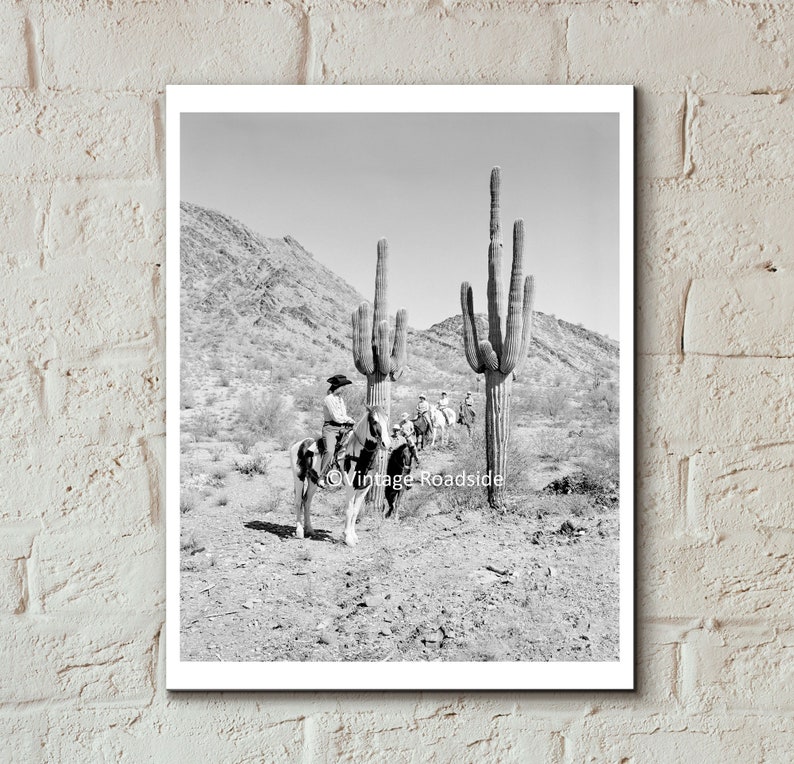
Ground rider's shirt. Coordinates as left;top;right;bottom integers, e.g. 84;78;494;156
323;393;351;424
416;400;430;414
438;396;450;409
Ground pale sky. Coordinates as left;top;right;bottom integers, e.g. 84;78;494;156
181;112;620;337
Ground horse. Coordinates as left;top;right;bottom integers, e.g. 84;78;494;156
289;405;390;547
412;406;448;449
457;401;475;437
384;441;417;520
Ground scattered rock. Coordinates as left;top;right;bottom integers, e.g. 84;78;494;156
363;594;386;608
318;632;336;645
379;626;392;637
241;599;262;609
530;530;543;545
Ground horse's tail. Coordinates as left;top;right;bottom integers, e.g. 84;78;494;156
290;438;314;483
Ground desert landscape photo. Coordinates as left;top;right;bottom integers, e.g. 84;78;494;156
176;109;624;666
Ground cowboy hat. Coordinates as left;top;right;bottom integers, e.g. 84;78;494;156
400;412;409;420
326;374;353;390
418;393;426;399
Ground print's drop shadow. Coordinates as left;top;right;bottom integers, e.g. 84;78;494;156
243;520;334;542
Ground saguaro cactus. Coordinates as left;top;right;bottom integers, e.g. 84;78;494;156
352;238;408;512
461;167;535;509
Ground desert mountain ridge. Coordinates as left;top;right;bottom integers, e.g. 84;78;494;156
180;201;618;387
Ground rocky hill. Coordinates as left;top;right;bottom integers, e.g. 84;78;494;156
180;201;362;366
180;201;618;390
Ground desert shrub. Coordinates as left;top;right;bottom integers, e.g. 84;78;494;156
586;381;619;416
540;388;568;419
219;374;231;388
234;454;270;477
181;387;196;410
195;412;220;439
293;383;324;414
216;494;229;506
233;429;257;455
210;467;227;486
237;391;298;447
180;492;197;514
251;352;272;372
340;384;367;419
535;429;571;464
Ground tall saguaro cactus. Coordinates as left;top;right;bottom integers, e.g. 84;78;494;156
461;167;535;509
352;238;408;512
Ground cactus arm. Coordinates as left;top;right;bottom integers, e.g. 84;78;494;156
389;308;408;379
501;219;525;373
351;309;366;375
478;340;500;372
352;303;375;375
487;167;505;359
373;239;388;330
513;275;535;378
375;319;391;375
461;282;485;373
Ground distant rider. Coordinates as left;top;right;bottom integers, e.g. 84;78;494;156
317;374;355;488
416;393;431;429
398;412;414;438
438;391;453;420
390;424;420;467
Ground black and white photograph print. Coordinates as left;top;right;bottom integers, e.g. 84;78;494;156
165;86;634;691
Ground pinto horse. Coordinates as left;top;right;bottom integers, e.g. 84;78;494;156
289;405;390;547
412;406;448;449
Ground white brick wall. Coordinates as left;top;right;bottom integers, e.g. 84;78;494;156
3;0;793;759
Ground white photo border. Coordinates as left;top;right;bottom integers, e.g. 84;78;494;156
166;85;635;691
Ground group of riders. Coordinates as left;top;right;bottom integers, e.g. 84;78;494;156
316;374;476;489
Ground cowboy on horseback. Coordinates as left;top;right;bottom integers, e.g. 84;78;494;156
416;393;430;427
398;412;414;438
390;423;420;467
317;374;356;488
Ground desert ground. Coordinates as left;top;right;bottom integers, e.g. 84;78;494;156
179;368;620;663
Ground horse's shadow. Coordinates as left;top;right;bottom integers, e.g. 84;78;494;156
243;520;334;543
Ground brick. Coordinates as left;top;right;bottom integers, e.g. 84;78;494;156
695;93;794;181
0;434;154;531
566;713;768;762
48;182;163;264
639;356;794;451
0;4;28;88
41;708;304;762
0;436;55;524
636;92;684;179
41;2;303;91
311;709;561;763
0;713;47;761
2;263;158;362
688;446;794;537
682;625;794;711
52;352;163;440
642;534;794;621
317;6;566;84
684;275;794;357
0;90;153;179
0;615;159;705
37;530;162;613
639;180;794;275
569;5;794;92
0;522;39;613
0;367;45;441
0;183;41;273
636;268;687;355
